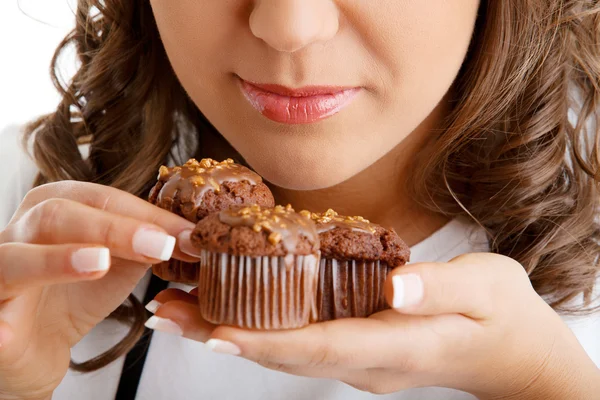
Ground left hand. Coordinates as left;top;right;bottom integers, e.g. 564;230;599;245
147;253;600;399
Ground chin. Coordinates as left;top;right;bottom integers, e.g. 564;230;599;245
242;154;358;191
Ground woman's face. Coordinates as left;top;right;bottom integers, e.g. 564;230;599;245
149;0;480;190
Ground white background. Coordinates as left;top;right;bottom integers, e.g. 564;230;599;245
0;0;76;130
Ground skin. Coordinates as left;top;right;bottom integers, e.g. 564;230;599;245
0;182;196;400
147;1;599;398
149;0;479;244
0;1;598;399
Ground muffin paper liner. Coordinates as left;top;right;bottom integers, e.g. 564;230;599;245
199;250;319;329
153;260;200;285
315;259;391;321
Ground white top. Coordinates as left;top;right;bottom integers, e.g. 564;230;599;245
1;125;598;400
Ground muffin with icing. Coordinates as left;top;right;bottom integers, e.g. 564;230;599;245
191;204;320;329
148;158;275;284
303;209;410;321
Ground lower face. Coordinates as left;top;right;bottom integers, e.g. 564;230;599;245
149;0;480;190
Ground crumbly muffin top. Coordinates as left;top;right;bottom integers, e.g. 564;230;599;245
191;205;319;256
149;158;274;222
307;209;410;266
157;158;261;195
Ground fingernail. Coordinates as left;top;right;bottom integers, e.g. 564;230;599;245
145;316;183;336
133;228;176;261
145;300;162;314
392;274;424;308
71;248;111;273
178;230;201;257
205;339;241;356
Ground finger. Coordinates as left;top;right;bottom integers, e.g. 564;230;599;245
18;181;195;234
0;243;110;299
188;287;199;297
145;300;215;343
0;295;40;365
8;181;197;262
207;316;414;369
6;198;176;263
256;361;349;380
385;253;530;319
252;362;409;395
146;288;197;313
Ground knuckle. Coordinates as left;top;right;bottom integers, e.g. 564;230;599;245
308;346;335;368
503;257;529;280
363;384;389;396
254;343;277;366
24;181;97;209
487;256;530;299
33;198;69;236
21;184;49;206
37;197;67;218
307;326;340;368
98;217;121;250
259;361;288;373
347;370;388;395
395;352;421;373
23;181;68;205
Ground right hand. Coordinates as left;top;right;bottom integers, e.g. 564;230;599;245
0;181;196;400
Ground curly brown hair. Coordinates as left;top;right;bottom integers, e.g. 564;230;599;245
24;0;599;373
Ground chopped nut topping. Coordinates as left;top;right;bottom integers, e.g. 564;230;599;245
191;176;206;186
308;208;376;234
225;204;301;239
200;159;214;168
219;204;318;251
299;210;312;219
158;166;170;179
268;232;282;245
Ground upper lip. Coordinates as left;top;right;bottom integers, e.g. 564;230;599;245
242;80;357;97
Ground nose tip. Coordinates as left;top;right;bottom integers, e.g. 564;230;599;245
249;0;339;53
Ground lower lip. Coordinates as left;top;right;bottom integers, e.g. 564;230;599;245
239;80;360;124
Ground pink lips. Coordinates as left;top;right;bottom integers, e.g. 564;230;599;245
240;79;360;124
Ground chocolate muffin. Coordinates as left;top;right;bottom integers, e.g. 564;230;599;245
303;209;410;321
191;205;321;329
148;158;275;284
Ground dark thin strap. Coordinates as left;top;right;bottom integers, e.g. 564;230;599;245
115;274;169;400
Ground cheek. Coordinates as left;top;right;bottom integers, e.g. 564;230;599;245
365;1;480;117
149;0;241;92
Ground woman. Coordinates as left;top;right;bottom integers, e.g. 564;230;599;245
0;1;598;399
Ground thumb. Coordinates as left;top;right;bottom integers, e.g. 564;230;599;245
384;253;526;319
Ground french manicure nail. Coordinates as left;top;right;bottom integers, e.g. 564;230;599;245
392;274;424;308
145;300;162;314
133;228;176;261
205;339;242;356
71;248;111;273
145;316;183;336
178;230;202;257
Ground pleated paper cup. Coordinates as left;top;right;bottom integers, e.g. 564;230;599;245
315;258;392;322
152;260;200;285
198;250;319;329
